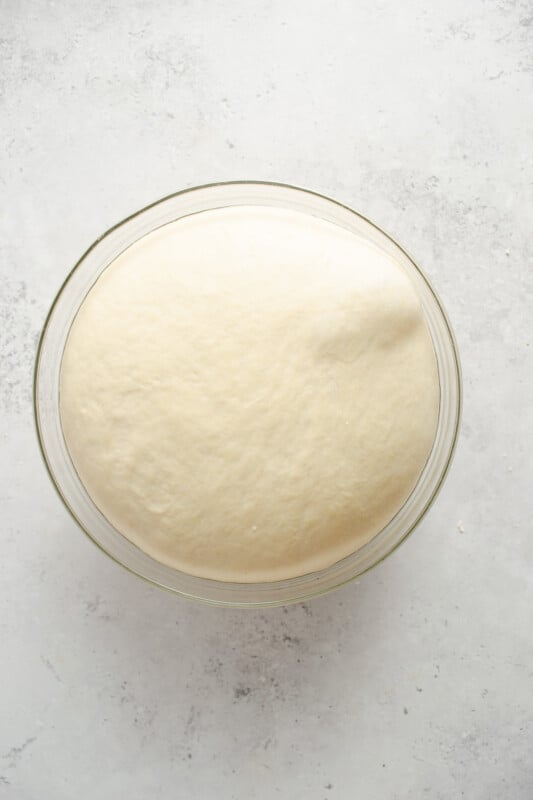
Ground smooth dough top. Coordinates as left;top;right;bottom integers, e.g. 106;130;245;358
60;205;439;582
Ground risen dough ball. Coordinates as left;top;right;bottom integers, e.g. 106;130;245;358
60;206;439;582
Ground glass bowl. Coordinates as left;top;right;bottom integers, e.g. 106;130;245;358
34;181;461;607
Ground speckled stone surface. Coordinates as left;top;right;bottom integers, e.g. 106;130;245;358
1;2;532;798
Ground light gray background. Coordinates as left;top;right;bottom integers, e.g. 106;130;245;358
1;1;532;798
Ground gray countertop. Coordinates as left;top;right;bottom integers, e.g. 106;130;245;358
1;2;532;798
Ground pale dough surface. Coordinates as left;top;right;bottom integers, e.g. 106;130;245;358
60;206;439;582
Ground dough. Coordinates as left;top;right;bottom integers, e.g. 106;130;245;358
60;205;439;582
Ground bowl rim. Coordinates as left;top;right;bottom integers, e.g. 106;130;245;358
34;180;462;607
